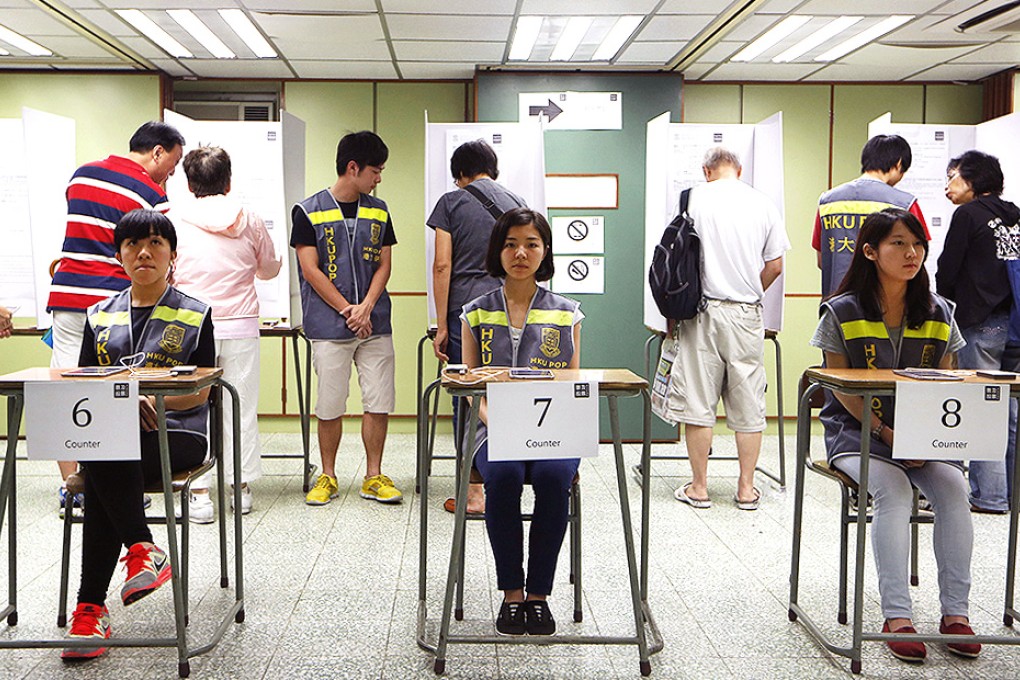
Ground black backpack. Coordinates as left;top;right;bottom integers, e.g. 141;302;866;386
649;188;703;321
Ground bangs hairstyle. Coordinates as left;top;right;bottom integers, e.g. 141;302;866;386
182;146;231;198
114;209;178;252
335;130;389;176
829;207;932;328
451;139;499;181
948;150;1004;196
861;134;912;174
485;207;555;282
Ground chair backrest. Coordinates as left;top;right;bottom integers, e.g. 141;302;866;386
798;368;858;489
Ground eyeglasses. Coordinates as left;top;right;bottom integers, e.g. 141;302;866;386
946;171;960;184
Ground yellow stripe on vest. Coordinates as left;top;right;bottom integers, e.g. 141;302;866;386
465;308;508;327
306;208;343;225
841;319;888;340
903;320;951;342
151;306;205;328
818;200;894;217
358;206;388;223
527;309;574;326
89;310;130;327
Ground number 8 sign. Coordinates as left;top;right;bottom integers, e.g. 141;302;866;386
893;381;1009;461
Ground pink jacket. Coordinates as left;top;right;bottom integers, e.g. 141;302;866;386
172;195;282;339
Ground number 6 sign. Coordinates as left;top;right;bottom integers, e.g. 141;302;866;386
892;381;1009;461
24;381;141;461
486;381;599;461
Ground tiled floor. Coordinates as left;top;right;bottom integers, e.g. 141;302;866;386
1;431;1019;678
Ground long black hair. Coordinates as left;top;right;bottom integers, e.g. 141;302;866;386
829;207;932;328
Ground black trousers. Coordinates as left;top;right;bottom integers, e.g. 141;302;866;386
77;430;206;606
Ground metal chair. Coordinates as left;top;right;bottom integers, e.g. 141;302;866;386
797;371;928;625
56;459;216;627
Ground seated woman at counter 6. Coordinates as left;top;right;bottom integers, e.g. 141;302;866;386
460;207;583;636
810;207;977;664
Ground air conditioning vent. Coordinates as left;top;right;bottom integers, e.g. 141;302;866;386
243;104;271;121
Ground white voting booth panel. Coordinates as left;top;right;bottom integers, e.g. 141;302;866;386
868;111;1020;283
643;112;787;334
0;108;76;328
423;117;547;326
164;109;305;324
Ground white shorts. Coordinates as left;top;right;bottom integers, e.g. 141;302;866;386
311;335;395;419
50;310;86;369
673;299;766;432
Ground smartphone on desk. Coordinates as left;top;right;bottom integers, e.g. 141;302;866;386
509;368;554;380
976;370;1019;380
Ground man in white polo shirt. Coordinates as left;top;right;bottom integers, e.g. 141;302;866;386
672;147;790;512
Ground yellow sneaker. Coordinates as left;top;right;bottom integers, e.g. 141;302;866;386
305;474;338;506
360;474;403;504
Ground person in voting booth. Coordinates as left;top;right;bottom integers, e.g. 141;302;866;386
428;139;527;516
937;151;1020;514
810;208;978;663
172;145;282;523
460;207;583;636
62;209;215;661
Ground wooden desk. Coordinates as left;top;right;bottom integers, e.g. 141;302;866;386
789;368;1020;674
416;368;662;676
0;367;244;678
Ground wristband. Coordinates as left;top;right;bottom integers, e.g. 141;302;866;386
870;421;885;440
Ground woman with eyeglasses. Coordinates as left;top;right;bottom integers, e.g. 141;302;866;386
936;151;1020;514
62;209;215;662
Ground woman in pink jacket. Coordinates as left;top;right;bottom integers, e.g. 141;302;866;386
172;146;282;522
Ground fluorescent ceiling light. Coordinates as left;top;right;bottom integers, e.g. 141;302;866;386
116;9;192;58
0;23;52;56
509;16;542;61
815;15;914;62
592;15;643;61
551;17;593;61
773;16;862;62
731;15;811;62
219;9;277;58
167;10;235;59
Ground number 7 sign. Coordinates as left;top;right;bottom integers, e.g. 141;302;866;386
486;381;599;461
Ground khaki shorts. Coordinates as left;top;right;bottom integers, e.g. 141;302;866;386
672;299;766;432
311;335;395;419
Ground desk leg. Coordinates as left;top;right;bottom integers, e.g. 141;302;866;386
1005;400;1020;626
415;334;426;493
433;397;479;675
1;395;21;625
640;389;652;601
292;334;314;492
211;386;228;591
155;397;190;677
848;401;875;675
771;335;786;488
609;396;652;676
223;380;246;620
788;385;817;619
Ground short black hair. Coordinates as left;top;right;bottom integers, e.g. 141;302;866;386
183;146;231;197
948;150;1004;196
129;121;185;154
335;131;388;176
114;209;177;251
451;139;499;181
485;207;555;282
861;134;912;174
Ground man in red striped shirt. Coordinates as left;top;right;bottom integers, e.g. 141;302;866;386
47;121;185;509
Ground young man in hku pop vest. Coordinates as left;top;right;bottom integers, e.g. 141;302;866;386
290;131;401;506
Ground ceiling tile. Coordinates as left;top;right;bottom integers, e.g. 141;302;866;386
659;0;739;13
795;0;950;13
638;15;715;42
256;15;388;60
722;14;782;42
52;62;134;70
382;0;517;14
393;40;504;62
905;62;1009;81
101;0;231;7
950;42;1020;63
149;58;196;77
618;42;680;64
62;0;103;6
694;40;743;63
385;14;511;41
521;0;663;15
702;61;822;81
0;9;81;36
679;62;713;80
118;35;175;60
243;0;376;10
183;58;296;78
77;10;137;37
756;0;807;13
40;36;117;59
399;62;477;79
290;59;397;79
836;42;975;72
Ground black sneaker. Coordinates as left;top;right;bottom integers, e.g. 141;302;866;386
525;600;556;636
496;601;525;635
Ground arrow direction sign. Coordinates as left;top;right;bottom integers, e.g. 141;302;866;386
528;99;563;122
518;92;622;130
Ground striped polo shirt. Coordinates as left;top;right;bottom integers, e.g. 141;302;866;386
47;155;169;313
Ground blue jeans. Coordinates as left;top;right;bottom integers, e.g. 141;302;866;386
959;313;1010;512
474;441;579;595
1003;343;1020;508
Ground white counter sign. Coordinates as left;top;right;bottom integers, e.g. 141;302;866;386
25;381;141;461
893;381;1009;461
487;381;598;461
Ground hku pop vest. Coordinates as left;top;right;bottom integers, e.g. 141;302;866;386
464;287;577;369
86;286;210;439
820;292;954;464
295;190;392;340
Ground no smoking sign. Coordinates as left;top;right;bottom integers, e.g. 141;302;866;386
552;256;604;294
552;216;604;255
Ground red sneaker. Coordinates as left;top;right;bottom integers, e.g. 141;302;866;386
883;620;926;662
940;618;981;658
120;543;172;606
61;602;111;661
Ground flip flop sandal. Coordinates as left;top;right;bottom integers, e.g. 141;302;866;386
674;483;711;509
734;487;761;511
